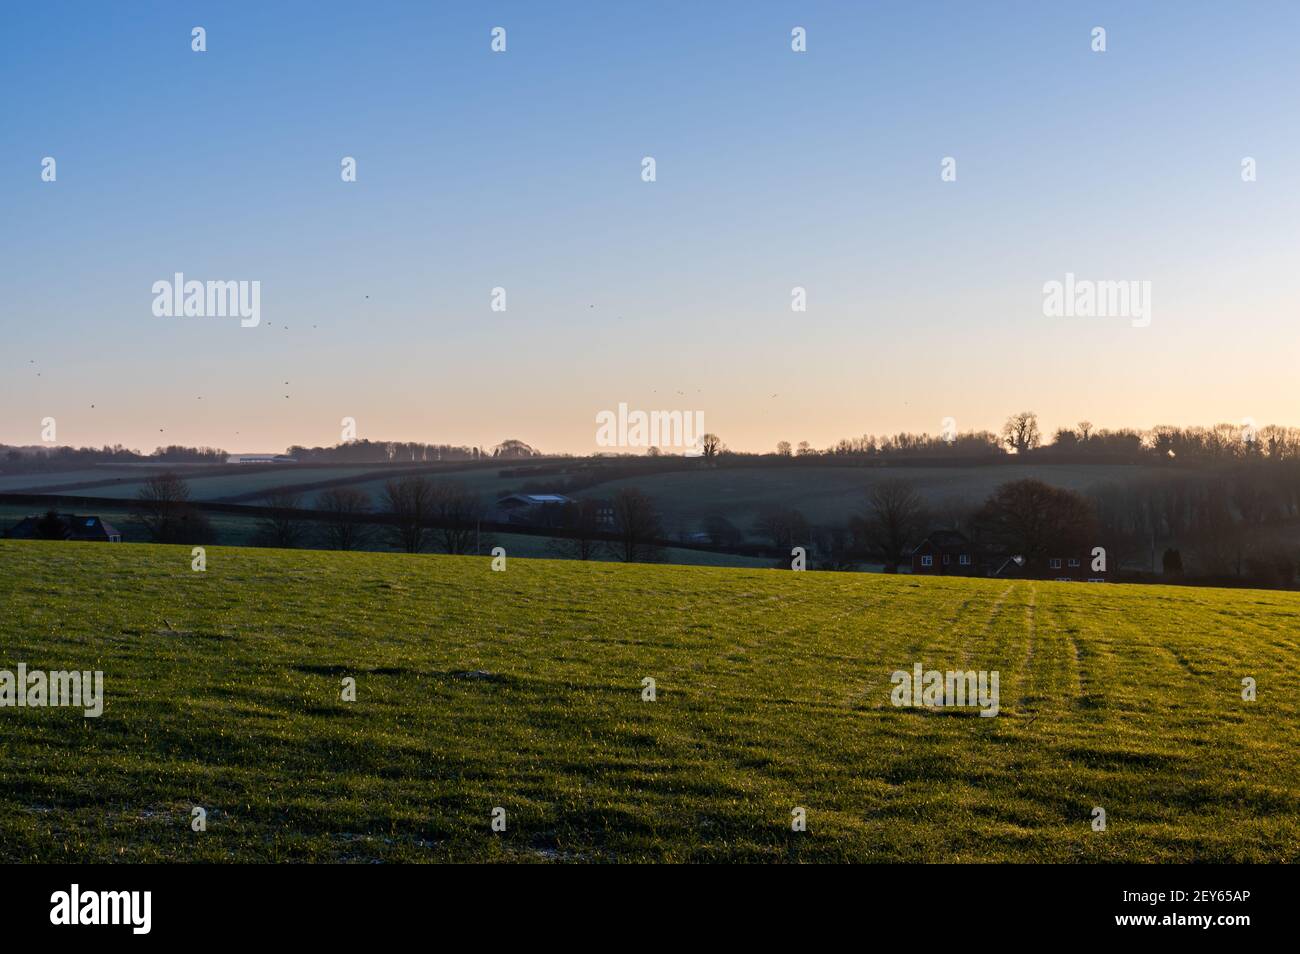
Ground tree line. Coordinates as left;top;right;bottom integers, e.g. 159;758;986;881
759;414;1300;463
284;438;542;463
738;465;1300;588
2;444;227;473
125;472;668;563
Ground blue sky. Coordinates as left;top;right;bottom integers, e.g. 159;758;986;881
3;1;1298;453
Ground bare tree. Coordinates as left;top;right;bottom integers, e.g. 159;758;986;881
970;478;1097;562
551;498;605;560
428;481;485;555
1077;420;1093;442
701;512;744;547
775;441;792;457
381;475;435;553
611;487;662;562
317;486;371;550
1001;411;1041;454
699;433;723;465
256;491;307;548
853;479;928;572
752;506;811;550
133;472;214;543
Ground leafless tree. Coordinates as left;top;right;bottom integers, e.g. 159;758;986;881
775;441;792;457
1077;420;1093;442
382;475;435;553
133;472;213;543
853;479;928;572
256;491;307;548
317;486;371;550
1001;411;1041;454
699;433;723;465
752;506;811;550
701;512;744;547
970;478;1097;561
428;481;485;555
611;487;662;562
551;498;605;560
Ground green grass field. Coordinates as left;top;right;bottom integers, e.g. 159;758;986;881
1;539;1297;862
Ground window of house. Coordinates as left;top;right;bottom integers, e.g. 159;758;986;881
1068;558;1079;567
942;554;951;564
1049;558;1062;569
959;554;971;565
921;555;933;567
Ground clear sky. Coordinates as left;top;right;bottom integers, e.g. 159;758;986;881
3;1;1298;454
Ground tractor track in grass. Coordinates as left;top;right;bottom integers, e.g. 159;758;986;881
1033;594;1087;711
962;585;1013;670
1062;630;1086;708
1020;585;1038;711
1162;645;1197;679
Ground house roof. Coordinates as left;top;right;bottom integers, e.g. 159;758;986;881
498;493;571;506
5;513;119;540
911;530;971;554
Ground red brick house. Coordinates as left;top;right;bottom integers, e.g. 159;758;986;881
991;551;1109;582
910;530;980;575
1042;551;1108;582
911;531;1111;582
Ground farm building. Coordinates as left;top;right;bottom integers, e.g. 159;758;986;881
494;494;574;527
912;531;1109;582
4;513;122;543
983;548;1107;582
910;530;981;575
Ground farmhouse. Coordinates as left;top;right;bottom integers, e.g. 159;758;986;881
1042;552;1108;583
990;552;1109;582
911;530;1109;582
910;530;981;575
4;513;122;543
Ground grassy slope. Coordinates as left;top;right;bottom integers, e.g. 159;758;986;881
1;539;1296;863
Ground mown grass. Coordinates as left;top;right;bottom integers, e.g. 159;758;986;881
1;539;1297;862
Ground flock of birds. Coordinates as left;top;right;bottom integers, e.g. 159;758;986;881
24;296;764;444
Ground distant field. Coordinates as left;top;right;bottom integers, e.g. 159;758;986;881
0;506;766;569
6;465;380;501
4;462;1168;546
0;468;178;493
3;462;522;505
579;463;1164;538
1;540;1295;862
298;468;525;509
